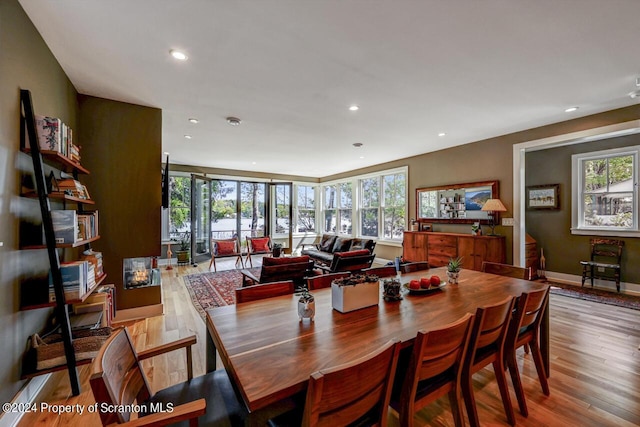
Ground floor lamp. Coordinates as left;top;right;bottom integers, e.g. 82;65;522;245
481;199;507;235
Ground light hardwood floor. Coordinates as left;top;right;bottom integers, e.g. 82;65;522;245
18;261;640;426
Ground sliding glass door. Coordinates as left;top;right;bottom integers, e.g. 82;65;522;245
191;175;212;264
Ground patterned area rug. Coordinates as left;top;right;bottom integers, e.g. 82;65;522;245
546;280;640;311
183;268;260;319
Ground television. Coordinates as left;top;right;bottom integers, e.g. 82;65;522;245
161;154;169;209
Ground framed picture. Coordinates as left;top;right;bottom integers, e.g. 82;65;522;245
420;223;433;232
526;184;560;210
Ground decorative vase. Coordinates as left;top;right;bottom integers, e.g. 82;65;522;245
446;271;459;284
298;296;315;321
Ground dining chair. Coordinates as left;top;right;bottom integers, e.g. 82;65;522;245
235;280;295;304
362;265;398;277
391;313;474;427
505;286;551;417
462;296;516;427
481;261;532;280
246;235;273;267
580;238;624;292
267;339;402;427
306;272;350;290
90;327;247;426
400;261;430;273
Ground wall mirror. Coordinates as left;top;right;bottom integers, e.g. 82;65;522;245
416;180;499;224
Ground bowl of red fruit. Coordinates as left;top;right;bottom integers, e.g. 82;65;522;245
403;275;446;294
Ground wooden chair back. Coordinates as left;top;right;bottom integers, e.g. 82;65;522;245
400;261;430;273
90;328;152;425
394;313;474;427
260;259;315;287
468;296;515;352
590;238;624;264
236;280;295;304
481;261;532;280
246;236;273;255
302;339;401;427
209;237;243;271
362;265;398;277
307;272;350;290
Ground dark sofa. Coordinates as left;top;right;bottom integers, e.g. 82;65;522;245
301;234;376;266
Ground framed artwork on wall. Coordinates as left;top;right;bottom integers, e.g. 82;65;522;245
526;184;560;210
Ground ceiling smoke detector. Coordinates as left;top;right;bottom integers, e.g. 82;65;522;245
226;117;242;126
352;142;363;147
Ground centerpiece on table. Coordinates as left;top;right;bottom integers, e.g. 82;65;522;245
295;284;315;322
446;257;463;284
331;273;380;313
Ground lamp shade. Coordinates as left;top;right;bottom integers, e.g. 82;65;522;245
481;198;507;212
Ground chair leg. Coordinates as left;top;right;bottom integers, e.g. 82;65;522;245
590;265;595;287
581;265;587;287
507;350;528;417
462;371;481;427
493;360;516;426
529;339;550;396
209;257;216;272
448;388;466;427
615;268;620;292
246;254;252;268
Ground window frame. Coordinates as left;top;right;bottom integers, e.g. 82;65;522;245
571;145;639;236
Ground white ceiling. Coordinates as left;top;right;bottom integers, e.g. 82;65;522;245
18;0;640;178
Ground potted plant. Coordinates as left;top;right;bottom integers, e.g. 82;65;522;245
175;232;190;265
446;257;463;284
295;285;315;321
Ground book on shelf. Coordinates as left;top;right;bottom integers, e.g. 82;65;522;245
49;261;91;302
77;210;98;240
81;249;103;277
56;178;88;199
24;115;77;161
51;210;77;244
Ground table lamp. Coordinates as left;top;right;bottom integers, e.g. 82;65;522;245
481;198;507;235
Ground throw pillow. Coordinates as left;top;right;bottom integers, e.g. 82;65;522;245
263;255;310;265
319;234;337;252
350;238;364;250
250;237;270;253
215;240;236;256
332;237;353;253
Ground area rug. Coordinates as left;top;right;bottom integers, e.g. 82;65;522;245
545;280;640;311
183;268;260;319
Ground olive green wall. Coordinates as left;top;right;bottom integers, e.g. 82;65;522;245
526;133;640;285
0;0;79;403
323;105;640;265
79;96;162;310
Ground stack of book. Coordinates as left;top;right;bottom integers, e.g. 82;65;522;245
49;260;90;302
25;115;77;160
77;211;99;240
73;285;115;327
51;210;99;243
56;179;89;199
81;249;104;278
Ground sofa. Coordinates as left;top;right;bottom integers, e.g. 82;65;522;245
301;234;376;266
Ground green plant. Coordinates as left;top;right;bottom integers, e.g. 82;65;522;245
447;257;463;273
178;232;190;251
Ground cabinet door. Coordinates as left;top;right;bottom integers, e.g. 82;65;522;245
457;236;480;270
403;232;428;262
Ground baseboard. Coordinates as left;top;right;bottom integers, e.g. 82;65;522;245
112;303;164;324
0;375;50;427
544;271;640;296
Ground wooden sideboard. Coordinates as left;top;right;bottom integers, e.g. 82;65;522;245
403;231;505;271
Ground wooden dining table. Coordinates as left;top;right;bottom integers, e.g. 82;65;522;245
205;267;549;423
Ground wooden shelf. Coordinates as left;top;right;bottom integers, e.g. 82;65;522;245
22;191;95;205
21;148;89;174
21;235;101;250
20;273;108;311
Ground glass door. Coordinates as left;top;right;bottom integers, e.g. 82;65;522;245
271;182;293;255
191;174;212;264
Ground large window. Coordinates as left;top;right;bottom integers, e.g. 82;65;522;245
168;176;191;239
296;185;316;233
572;146;638;235
320;168;407;241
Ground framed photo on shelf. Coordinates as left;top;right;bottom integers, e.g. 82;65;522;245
526;184;560;210
420;222;433;232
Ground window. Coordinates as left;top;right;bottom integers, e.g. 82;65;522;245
323;185;337;233
168;176;191;239
572;146;638;235
360;177;380;237
296;185;316;233
339;182;352;234
383;173;406;239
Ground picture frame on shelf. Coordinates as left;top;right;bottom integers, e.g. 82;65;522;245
526;184;560;210
420;222;433;232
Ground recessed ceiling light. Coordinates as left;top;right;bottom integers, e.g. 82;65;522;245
438;132;446;137
226;117;242;126
349;105;359;111
252;161;257;165
184;135;192;139
170;49;188;61
352;142;363;147
188;118;199;124
564;106;579;113
359;156;365;159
